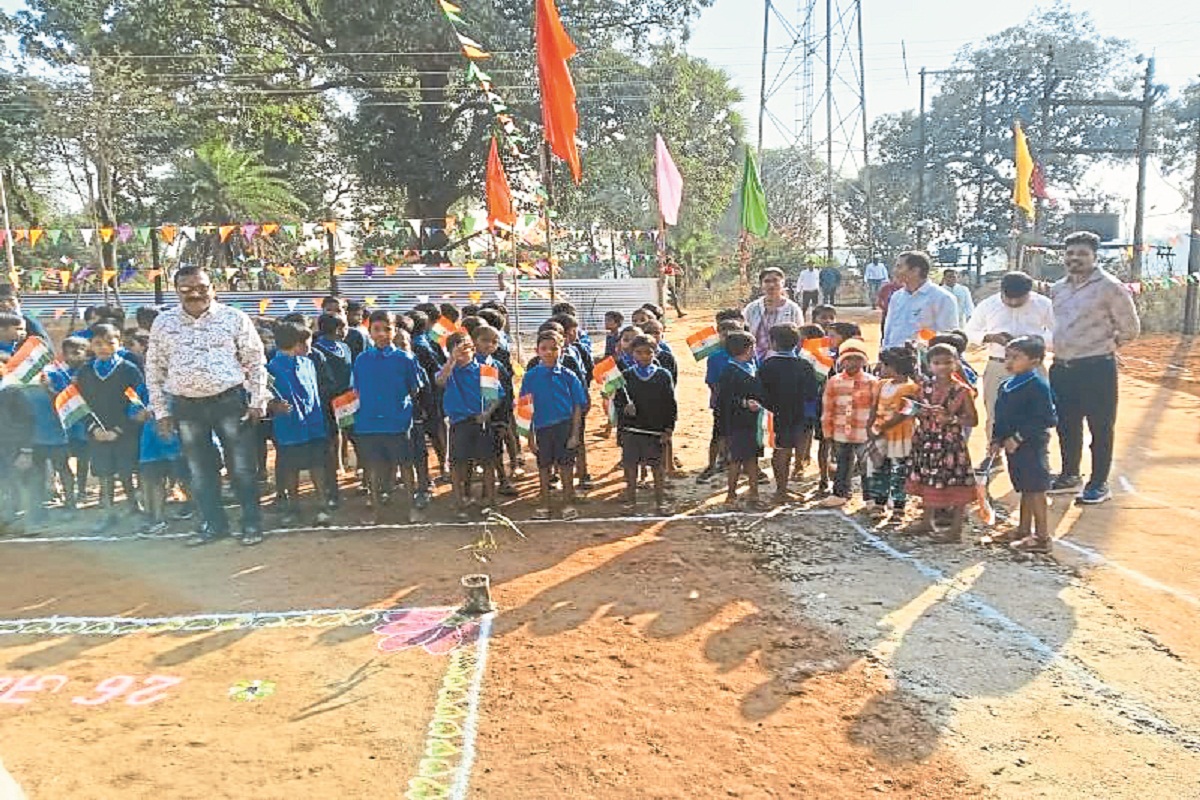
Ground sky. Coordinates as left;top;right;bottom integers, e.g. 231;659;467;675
686;0;1200;242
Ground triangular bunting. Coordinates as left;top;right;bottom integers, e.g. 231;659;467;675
13;228;27;243
282;224;298;239
241;223;260;241
159;224;177;244
117;223;134;243
408;219;423;238
322;220;338;235
218;225;236;243
80;228;95;246
136;227;151;244
302;222;318;238
179;226;196;241
261;223;279;238
28;228;44;247
48;229;63;245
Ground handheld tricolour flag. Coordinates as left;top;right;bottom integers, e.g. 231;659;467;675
54;384;92;429
756;409;775;449
800;337;835;377
331;390;360;429
430;316;457;346
1;337;53;385
514;395;534;437
124;386;145;408
480;363;502;404
975;454;998;527
686;326;721;362
592;356;626;397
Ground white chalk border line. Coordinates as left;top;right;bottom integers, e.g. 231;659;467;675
835;513;1200;753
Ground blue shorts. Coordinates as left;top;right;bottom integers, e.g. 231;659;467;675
535;420;576;469
726;428;762;464
450;420;499;465
276;439;327;475
773;423;809;449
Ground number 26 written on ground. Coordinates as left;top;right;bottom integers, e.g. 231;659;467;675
0;675;182;706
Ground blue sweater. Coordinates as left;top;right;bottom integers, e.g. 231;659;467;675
352;345;421;435
992;372;1057;447
268;353;327;446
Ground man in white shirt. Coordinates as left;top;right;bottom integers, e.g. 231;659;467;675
880;251;959;349
796;264;821;316
942;269;975;328
862;257;889;308
744;267;804;359
963;271;1054;443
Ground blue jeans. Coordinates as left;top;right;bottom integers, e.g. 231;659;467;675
867;279;883;305
175;389;262;533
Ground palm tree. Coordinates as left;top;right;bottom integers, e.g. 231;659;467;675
159;140;306;268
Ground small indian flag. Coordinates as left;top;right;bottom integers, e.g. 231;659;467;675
331;389;359;429
514;394;534;437
429;316;457;345
480;363;502;403
686;325;721;361
800;337;835;376
916;328;937;345
756;408;775;449
898;397;922;417
592;356;626;397
54;384;92;429
124;386;145;408
1;337;53;385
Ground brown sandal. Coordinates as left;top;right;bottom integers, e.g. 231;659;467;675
983;528;1024;545
1010;535;1052;554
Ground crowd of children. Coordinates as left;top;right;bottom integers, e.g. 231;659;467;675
0;285;1056;553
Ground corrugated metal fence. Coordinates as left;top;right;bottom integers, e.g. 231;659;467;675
15;270;662;334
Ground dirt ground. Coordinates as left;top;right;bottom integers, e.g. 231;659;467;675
3;307;1200;799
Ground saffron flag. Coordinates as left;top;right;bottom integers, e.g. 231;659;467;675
756;408;775;449
514;394;534;437
1;337;53;385
800;337;835;377
686;326;721;361
54;384;92;429
740;149;769;237
430;316;457;345
331;390;359;429
592;356;626;397
1013;122;1035;220
480;363;502;403
655;134;684;226
486;136;517;230
124;386;145;408
535;0;582;184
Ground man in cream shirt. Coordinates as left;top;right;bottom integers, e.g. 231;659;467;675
964;271;1054;445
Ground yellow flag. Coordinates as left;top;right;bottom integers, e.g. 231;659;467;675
1013;122;1035;221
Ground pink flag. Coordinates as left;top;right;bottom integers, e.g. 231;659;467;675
655;134;683;226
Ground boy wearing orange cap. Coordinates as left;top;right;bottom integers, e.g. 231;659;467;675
819;338;878;507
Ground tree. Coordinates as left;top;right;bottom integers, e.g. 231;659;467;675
157;140;304;267
853;6;1143;255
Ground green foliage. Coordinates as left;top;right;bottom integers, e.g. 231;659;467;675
158;140;305;222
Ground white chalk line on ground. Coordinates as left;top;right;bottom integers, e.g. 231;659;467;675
1055;539;1200;609
836;513;1200;753
450;613;494;800
0;509;784;545
0;605;444;637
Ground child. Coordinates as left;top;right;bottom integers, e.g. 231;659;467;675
639;317;678;386
795;324;830;488
521;330;588;521
408;309;450;484
759;323;821;505
0;356;35;535
314;312;354;486
906;343;979;540
717;331;766;510
395;325;433;510
615;325;643;371
698;319;745;484
613;334;678;514
812;304;837;330
75;323;145;531
344;301;369;360
928;331;979;439
473;324;519;497
122;329;149;370
135;382;184;535
603;311;624;359
60;337;93;505
867;346;921;517
818;338;878;508
989;336;1057;554
438;331;503;519
268;321;336;527
353;311;424;522
632;306;673;356
551;313;594;491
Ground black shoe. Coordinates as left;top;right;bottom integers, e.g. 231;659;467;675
186;528;228;547
240;527;264;546
1049;474;1082;494
414;492;431;510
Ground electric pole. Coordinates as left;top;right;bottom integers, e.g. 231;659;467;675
917;68;926;250
1185;108;1200;336
0;166;15;279
1133;56;1156;279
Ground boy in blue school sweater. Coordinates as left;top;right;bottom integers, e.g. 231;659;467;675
438;331;504;518
521;330;588;521
267;321;335;528
353;311;424;523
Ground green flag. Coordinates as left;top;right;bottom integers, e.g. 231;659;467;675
739;149;769;237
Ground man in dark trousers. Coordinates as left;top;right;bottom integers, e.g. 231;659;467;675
1048;231;1140;505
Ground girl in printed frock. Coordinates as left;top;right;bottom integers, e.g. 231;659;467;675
906;342;979;541
867;345;921;518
